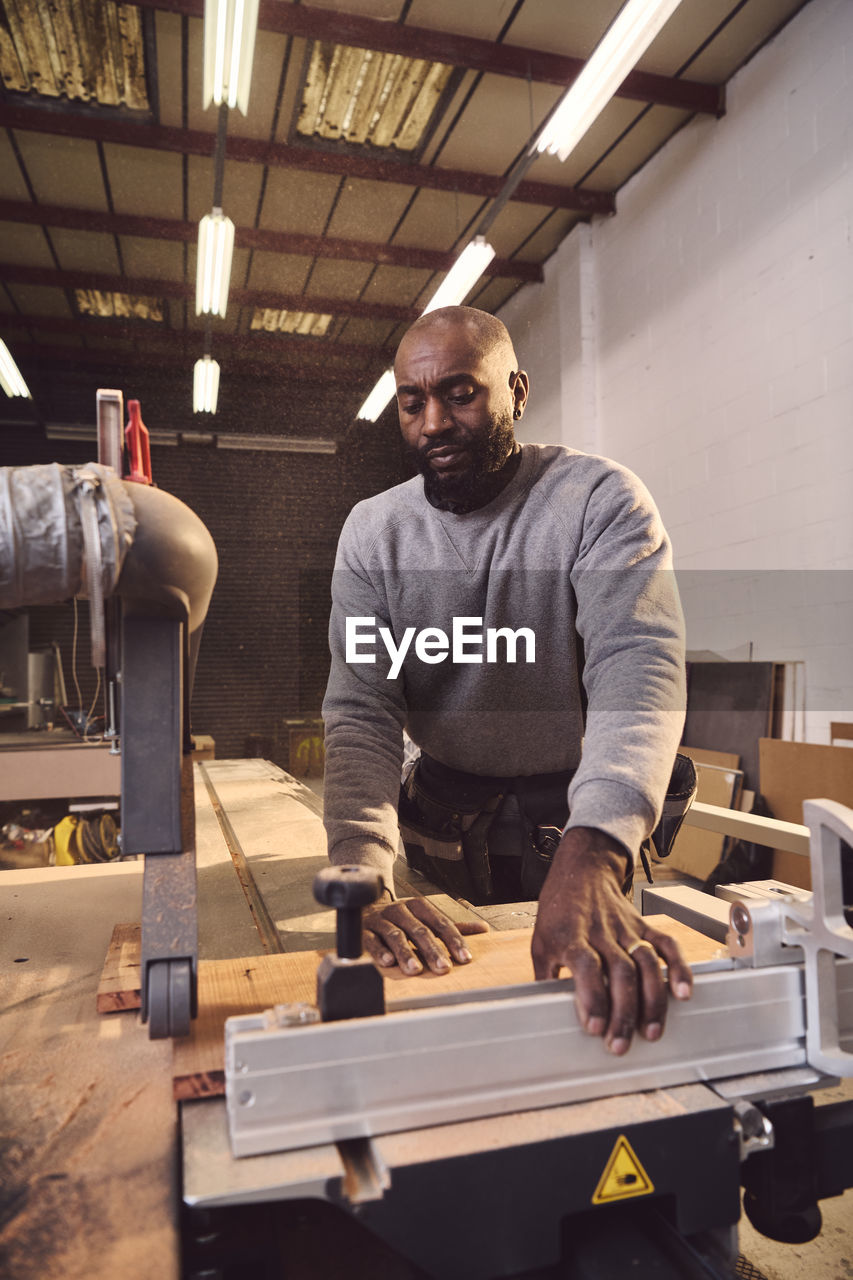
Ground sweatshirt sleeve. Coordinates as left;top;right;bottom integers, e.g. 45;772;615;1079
321;507;407;892
565;466;686;859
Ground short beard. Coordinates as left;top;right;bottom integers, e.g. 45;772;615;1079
411;409;517;513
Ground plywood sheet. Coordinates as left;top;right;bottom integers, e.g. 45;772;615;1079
171;917;724;1100
760;738;853;888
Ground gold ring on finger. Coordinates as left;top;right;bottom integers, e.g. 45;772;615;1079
626;939;655;958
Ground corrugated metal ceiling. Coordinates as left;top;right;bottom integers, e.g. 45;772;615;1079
75;287;164;321
0;0;148;108
297;42;454;151
250;308;333;336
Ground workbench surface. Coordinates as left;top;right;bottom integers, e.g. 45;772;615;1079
1;861;177;1280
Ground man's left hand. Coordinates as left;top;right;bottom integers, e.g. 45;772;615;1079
531;826;693;1054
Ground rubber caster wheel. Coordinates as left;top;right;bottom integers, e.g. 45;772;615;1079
146;958;192;1039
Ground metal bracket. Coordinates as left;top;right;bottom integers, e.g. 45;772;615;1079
731;1098;774;1161
726;799;853;1076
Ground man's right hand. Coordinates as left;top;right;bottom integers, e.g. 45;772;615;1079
363;892;489;975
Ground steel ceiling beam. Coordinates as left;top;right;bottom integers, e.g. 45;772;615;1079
5;339;372;384
0;261;422;326
0;285;399;360
133;0;724;117
0;310;389;364
0;198;544;284
0;103;615;214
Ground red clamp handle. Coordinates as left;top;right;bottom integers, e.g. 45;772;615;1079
125;399;153;485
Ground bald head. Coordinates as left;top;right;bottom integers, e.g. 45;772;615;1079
395;306;518;374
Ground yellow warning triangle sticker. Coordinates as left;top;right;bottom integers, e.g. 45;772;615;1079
592;1134;655;1204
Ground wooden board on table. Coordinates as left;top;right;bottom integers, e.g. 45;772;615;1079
171;917;725;1101
760;738;853;888
96;894;479;1015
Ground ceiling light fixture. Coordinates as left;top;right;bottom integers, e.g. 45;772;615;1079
421;236;497;314
356;368;396;422
0;339;31;398
203;0;260;115
534;0;684;162
193;355;221;414
353;1;684;428
196;209;235;318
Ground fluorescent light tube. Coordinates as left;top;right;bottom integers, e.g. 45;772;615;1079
0;339;31;398
193;356;221;413
535;0;683;162
217;434;337;454
196;209;235;318
203;0;260;115
357;368;396;422
421;236;496;314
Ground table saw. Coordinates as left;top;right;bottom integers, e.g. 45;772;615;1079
3;761;853;1280
172;783;853;1280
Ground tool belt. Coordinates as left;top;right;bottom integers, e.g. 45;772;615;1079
399;751;698;904
398;754;575;904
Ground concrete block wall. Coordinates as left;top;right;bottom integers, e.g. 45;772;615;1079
501;0;853;744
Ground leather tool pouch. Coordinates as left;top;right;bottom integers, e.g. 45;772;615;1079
639;751;699;882
398;764;504;901
399;758;574;904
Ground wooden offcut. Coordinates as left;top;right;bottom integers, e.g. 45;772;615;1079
97;921;142;1012
170;918;725;1101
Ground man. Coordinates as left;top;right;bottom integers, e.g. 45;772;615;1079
322;306;692;1055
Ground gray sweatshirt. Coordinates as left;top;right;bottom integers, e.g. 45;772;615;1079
322;443;686;890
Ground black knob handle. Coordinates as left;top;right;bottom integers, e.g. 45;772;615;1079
313;865;384;959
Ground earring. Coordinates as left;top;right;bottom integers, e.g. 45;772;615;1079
514;408;522;419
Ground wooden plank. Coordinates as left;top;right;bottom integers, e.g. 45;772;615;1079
681;746;740;770
97;922;142;1012
95;893;501;1017
0;739;121;801
684;800;809;856
759;738;853;888
200;759;335;953
193;765;267;960
171;918;725;1101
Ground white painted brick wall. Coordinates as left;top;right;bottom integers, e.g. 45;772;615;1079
501;0;853;744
